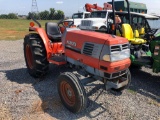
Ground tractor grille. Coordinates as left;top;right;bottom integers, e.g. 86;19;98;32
111;46;121;52
110;43;129;53
81;20;92;26
83;43;94;56
122;44;129;50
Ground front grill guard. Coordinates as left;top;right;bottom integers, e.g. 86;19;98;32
104;69;127;79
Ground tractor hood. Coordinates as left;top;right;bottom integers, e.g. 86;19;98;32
64;29;129;49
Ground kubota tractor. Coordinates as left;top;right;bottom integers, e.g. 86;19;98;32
23;13;131;113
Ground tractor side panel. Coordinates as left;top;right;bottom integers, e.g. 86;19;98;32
65;49;99;69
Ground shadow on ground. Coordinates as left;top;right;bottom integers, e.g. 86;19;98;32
1;65;160;119
1;65;111;119
129;66;160;102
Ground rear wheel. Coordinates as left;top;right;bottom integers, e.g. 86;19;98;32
24;33;49;78
57;72;88;113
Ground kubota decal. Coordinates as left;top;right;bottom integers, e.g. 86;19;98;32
67;40;77;47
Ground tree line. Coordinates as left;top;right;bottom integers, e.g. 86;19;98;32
0;13;18;19
0;8;64;20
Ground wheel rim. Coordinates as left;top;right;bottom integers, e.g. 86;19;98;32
26;45;34;69
60;81;76;106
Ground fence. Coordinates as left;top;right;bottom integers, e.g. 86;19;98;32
0;1;160;40
0;10;72;20
0;9;74;40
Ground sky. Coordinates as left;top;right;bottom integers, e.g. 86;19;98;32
0;0;160;17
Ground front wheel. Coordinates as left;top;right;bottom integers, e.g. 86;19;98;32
24;33;49;78
57;72;88;113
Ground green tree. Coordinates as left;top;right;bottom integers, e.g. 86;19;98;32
27;12;32;20
26;8;64;20
49;8;55;20
8;13;18;19
27;12;40;20
39;10;50;20
0;14;8;19
0;13;18;19
54;10;64;20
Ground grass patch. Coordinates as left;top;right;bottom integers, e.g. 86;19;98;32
127;89;137;94
0;19;58;40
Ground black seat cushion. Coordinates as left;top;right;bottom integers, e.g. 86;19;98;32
45;22;62;42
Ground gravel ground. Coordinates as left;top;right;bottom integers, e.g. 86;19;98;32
0;40;160;120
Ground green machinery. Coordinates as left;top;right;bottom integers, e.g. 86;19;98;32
110;0;160;73
108;0;147;13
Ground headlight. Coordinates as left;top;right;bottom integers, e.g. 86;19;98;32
101;44;130;62
103;55;110;61
103;50;130;62
110;50;130;62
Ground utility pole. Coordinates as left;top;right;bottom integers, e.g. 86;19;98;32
31;0;39;14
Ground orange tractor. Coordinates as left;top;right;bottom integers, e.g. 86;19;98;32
24;12;131;113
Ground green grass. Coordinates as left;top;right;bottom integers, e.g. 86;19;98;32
127;89;137;94
0;19;58;40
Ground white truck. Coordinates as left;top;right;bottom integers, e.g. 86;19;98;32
64;12;91;27
79;10;113;31
79;10;160;33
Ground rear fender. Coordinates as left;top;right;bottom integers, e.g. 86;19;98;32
29;26;52;59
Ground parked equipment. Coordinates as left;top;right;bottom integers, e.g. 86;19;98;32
23;6;131;113
110;0;160;73
85;3;103;12
80;0;160;74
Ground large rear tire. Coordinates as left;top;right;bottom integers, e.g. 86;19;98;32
57;72;88;113
24;33;49;78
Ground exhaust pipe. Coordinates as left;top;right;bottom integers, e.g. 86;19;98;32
31;13;41;28
111;0;116;34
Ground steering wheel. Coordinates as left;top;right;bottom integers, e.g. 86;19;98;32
144;29;158;43
58;19;74;28
147;29;158;36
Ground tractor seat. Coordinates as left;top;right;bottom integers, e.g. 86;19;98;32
45;22;62;42
122;24;146;45
138;27;145;35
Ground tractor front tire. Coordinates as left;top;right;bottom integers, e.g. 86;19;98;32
24;33;49;78
57;72;88;113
